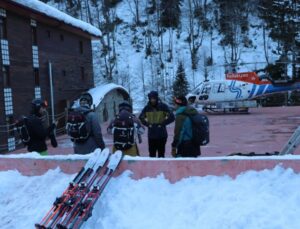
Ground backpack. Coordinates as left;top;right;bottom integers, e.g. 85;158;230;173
113;113;135;150
15;116;30;145
66;109;91;143
184;113;209;146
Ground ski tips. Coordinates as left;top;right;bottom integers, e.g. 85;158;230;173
98;149;110;167
107;151;123;170
84;148;101;169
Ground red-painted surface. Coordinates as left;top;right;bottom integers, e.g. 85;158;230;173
3;106;300;182
9;106;300;157
1;158;300;183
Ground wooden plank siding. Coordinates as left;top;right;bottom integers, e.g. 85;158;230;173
0;2;97;152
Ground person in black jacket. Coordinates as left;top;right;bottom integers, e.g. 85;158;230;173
26;99;57;155
139;91;175;157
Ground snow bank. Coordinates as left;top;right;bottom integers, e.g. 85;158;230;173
1;166;300;228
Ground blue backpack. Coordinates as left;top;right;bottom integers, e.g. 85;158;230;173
184;113;209;146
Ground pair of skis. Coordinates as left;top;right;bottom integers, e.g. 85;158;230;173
35;149;123;229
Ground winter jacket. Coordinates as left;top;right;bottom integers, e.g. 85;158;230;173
107;110;144;156
26;114;55;153
172;106;200;157
73;106;105;154
139;101;174;139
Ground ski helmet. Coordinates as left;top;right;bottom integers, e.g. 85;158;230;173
79;92;93;107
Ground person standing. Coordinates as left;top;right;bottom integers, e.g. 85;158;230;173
26;99;57;155
68;92;105;154
171;95;201;157
139;91;175;157
107;101;144;156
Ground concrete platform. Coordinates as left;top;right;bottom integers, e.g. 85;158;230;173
9;106;300;157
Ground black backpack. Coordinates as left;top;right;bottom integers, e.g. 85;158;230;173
113;113;135;150
184;113;209;146
15;116;30;145
66;109;91;142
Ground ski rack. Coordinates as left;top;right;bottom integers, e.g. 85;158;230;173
280;126;300;155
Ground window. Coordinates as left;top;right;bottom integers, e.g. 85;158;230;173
80;67;85;80
6;115;16;151
47;30;51;38
0;9;6;17
32;45;39;68
2;65;10;87
79;41;83;54
1;39;10;65
60;34;64;41
0;17;7;39
201;84;211;94
35;87;41;99
30;19;37;27
31;26;37;45
34;68;40;86
6;116;14;138
4;87;13;115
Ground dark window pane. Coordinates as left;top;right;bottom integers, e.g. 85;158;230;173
0;17;7;39
34;68;40;86
2;66;10;87
31;27;37;45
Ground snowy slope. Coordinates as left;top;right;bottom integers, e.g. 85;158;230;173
1;166;300;229
42;0;279;110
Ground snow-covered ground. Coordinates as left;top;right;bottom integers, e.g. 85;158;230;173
1;165;300;229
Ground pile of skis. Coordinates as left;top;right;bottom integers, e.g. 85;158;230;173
35;149;123;229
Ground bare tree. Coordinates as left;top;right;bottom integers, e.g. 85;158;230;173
187;0;206;70
126;0;140;26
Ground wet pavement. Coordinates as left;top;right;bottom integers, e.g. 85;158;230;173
11;106;300;157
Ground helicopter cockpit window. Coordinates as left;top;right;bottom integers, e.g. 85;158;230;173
201;84;211;94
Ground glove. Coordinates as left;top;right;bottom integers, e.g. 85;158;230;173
171;148;177;157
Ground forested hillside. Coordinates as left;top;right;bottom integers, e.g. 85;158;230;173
41;0;300;109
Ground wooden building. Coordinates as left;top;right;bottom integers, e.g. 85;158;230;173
0;0;101;152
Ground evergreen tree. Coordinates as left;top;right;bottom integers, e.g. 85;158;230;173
258;0;300;79
173;62;189;99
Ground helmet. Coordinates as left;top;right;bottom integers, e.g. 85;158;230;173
31;98;47;116
118;101;132;112
79;92;93;107
31;98;47;108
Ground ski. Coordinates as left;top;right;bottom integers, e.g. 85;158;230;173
35;148;109;229
53;148;110;228
58;151;123;229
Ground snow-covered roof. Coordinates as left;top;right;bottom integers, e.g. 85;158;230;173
12;0;101;37
88;83;129;107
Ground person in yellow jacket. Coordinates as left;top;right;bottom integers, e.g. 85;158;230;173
107;101;144;156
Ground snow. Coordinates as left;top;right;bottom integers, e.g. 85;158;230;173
1;165;300;228
2;151;300;161
72;83;129;108
12;0;101;37
88;83;129;107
